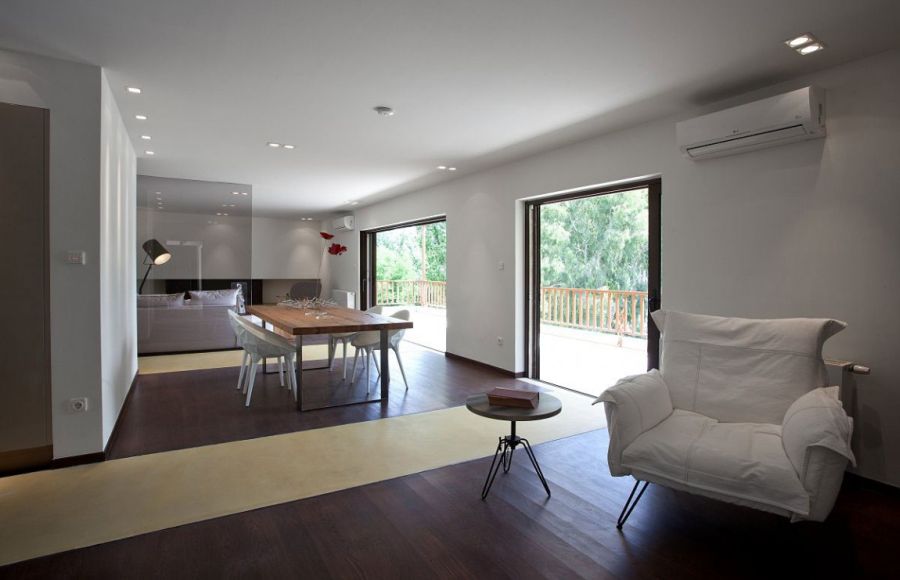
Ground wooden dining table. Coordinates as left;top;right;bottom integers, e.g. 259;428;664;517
247;304;413;410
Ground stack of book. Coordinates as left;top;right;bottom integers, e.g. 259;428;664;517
487;387;540;409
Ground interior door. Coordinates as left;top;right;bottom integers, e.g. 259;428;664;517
0;102;52;473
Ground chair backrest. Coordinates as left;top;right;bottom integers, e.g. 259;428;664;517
227;309;248;343
289;279;322;300
388;309;410;344
653;310;846;424
229;310;293;356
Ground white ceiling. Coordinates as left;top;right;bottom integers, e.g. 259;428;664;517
2;0;899;216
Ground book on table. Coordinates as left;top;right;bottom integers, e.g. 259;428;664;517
487;387;540;409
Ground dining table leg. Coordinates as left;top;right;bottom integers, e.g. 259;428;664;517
295;335;303;411
379;329;390;399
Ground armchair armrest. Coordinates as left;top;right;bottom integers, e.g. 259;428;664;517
782;386;856;521
594;369;673;476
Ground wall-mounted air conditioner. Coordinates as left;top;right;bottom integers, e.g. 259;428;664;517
676;86;825;160
333;215;355;232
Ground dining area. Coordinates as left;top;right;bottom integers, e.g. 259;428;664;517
228;304;414;411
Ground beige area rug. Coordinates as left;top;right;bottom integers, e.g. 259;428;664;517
0;388;602;566
138;344;358;374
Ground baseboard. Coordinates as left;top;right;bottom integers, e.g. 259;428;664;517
444;351;526;378
0;445;53;476
51;452;106;469
104;371;139;457
844;471;900;495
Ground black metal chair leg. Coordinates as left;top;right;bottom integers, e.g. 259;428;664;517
617;480;649;529
521;438;551;497
481;438;507;500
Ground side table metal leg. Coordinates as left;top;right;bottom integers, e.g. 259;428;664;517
481;437;507;500
521;437;551;497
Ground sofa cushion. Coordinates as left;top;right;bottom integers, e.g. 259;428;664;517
189;289;239;306
622;409;809;514
137;293;185;308
657;310;845;424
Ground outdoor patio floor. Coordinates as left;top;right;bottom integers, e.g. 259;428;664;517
377;307;644;396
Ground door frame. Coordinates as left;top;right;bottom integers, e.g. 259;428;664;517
358;215;447;309
524;178;661;382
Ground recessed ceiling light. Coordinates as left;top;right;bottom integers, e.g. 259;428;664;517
135;114;148;120
222;213;229;216
437;165;447;170
785;34;812;48
267;142;281;148
448;167;457;171
283;144;295;149
373;105;395;116
232;191;240;195
141;135;151;140
216;212;222;216
241;192;248;196
145;150;155;156
799;43;824;55
126;87;142;94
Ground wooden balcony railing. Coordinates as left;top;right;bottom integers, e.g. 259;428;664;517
376;279;447;308
539;287;649;338
375;281;647;338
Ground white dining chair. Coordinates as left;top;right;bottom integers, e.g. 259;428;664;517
228;310;297;406
329;305;383;380
350;308;410;390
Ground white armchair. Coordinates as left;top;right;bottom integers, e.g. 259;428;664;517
598;310;855;528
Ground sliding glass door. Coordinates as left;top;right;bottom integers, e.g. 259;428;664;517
360;217;447;352
527;180;660;396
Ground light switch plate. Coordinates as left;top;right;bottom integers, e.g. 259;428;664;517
65;251;86;265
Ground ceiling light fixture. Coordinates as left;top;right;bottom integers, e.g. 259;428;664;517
232;191;240;195
373;105;395;116
785;33;824;55
241;192;248;196
799;43;824;55
135;114;148;120
448;167;457;171
145;150;155;156
127;87;142;94
267;142;281;148
436;165;447;170
283;144;295;149
785;34;812;48
141;135;151;140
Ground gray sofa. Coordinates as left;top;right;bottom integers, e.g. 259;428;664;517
137;291;241;354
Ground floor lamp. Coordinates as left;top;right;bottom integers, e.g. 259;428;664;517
139;238;172;294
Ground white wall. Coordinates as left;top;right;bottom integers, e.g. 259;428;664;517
99;71;137;447
137;208;252;280
0;48;105;458
334;49;900;487
251;217;323;279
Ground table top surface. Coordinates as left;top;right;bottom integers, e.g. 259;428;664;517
248;304;414;336
465;393;562;422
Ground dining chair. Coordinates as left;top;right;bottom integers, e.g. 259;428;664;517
228;310;297;406
329;305;383;380
349;308;410;390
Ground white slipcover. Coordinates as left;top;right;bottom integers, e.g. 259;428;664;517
598;310;855;522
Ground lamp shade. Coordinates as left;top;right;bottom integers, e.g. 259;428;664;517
142;239;171;266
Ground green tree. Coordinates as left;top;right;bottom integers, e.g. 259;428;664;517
375;222;447;282
540;189;648;291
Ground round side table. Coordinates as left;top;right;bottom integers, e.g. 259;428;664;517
466;393;562;499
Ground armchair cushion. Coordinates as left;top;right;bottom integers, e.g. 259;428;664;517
623;410;810;514
657;311;846;424
782;386;856;477
596;370;673;476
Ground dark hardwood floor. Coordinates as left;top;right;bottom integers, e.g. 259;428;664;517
109;343;532;459
4;429;898;579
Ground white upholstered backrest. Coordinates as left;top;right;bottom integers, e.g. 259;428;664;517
653;310;846;424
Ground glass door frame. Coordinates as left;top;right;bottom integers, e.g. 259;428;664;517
358;215;447;310
524;178;661;382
